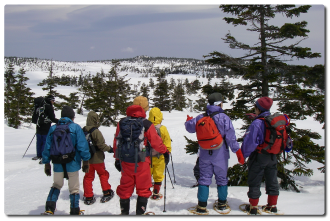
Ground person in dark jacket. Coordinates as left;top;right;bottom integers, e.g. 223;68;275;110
241;97;279;215
32;95;58;163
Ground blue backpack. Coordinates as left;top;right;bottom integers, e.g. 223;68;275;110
115;117;147;172
50;122;76;164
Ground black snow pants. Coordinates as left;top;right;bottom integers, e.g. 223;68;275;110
247;151;279;199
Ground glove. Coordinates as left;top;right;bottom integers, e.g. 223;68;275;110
115;159;121;172
108;146;114;153
163;151;170;165
82;161;90;173
44;163;51;176
236;149;245;165
245;113;257;119
186;115;193;122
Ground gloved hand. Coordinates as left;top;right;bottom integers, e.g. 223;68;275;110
44;163;51;176
186;115;193;122
236;149;245;165
108;146;114;153
163;151;170;165
245;113;257;119
82;161;90;173
115;159;121;172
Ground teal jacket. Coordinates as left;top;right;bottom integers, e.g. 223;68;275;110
42;117;91;172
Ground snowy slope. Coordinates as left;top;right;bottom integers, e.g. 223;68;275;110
3;59;326;216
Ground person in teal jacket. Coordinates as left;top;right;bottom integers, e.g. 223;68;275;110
42;106;91;215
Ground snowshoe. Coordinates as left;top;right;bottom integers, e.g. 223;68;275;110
261;205;284;215
150;193;163;201
39;159;43;164
143;212;155;215
188;205;209;215
213;200;231;215
100;189;114;203
239;204;261;215
79;210;85;215
83;196;96;205
41;211;54;215
191;182;199;188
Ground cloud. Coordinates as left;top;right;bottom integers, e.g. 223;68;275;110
121;47;134;53
90;46;95;50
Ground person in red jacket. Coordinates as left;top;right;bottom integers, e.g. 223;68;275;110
113;96;168;215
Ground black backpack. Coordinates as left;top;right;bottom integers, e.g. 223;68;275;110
84;127;99;158
115;117;147;173
32;97;50;126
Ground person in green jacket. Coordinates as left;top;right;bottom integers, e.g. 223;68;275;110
82;111;114;205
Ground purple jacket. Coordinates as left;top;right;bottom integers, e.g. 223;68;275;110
241;111;270;158
185;105;240;160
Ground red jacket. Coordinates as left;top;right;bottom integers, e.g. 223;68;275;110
113;105;168;159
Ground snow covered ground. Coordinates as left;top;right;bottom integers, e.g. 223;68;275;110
2;62;326;218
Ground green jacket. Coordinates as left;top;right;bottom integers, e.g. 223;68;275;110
83;111;110;164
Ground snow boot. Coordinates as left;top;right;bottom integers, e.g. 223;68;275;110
120;198;130;215
32;156;41;160
39;158;43;164
136;196;148;215
151;182;162;200
216;200;227;210
70;193;81;215
246;198;259;215
45;187;60;214
100;189;114;203
196;201;208;214
83;196;96;205
262;195;278;213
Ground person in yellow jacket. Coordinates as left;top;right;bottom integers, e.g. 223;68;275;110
148;107;171;200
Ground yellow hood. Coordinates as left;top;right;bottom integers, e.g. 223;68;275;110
148;107;163;125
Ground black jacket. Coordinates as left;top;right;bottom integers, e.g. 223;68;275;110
36;99;59;135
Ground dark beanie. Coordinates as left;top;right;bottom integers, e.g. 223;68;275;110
256;97;273;112
61;106;75;119
208;92;226;105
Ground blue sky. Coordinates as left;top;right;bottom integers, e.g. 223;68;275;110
3;3;326;66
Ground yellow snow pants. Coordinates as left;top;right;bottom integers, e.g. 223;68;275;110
150;155;165;183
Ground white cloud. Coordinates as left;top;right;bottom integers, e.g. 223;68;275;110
90;46;95;50
121;47;135;53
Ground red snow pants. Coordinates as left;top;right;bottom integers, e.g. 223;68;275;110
116;158;152;199
83;163;111;198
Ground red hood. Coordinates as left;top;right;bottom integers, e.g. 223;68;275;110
126;105;146;118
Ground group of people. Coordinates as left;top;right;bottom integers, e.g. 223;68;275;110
34;92;282;216
35;95;171;215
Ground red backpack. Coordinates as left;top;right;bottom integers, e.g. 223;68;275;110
196;111;224;150
256;113;290;155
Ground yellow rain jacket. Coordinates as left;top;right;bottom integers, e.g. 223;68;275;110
148;107;171;183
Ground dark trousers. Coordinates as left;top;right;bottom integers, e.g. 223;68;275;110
36;134;47;157
247;152;279;199
193;157;200;182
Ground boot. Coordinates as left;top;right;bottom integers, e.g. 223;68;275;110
83;195;96;205
246;198;259;215
45;201;56;214
100;189;114;203
196;201;207;214
70;193;81;215
136;196;148;215
120;198;130;215
262;195;278;213
151;182;162;200
217;200;227;210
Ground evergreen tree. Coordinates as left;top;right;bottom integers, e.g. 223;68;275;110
153;70;170;111
171;79;186;111
4;62;16;119
7;68;35;128
204;4;324;191
149;78;155;89
83;60;131;126
140;82;150;99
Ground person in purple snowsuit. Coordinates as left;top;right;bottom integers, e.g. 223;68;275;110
185;92;244;214
241;97;281;215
